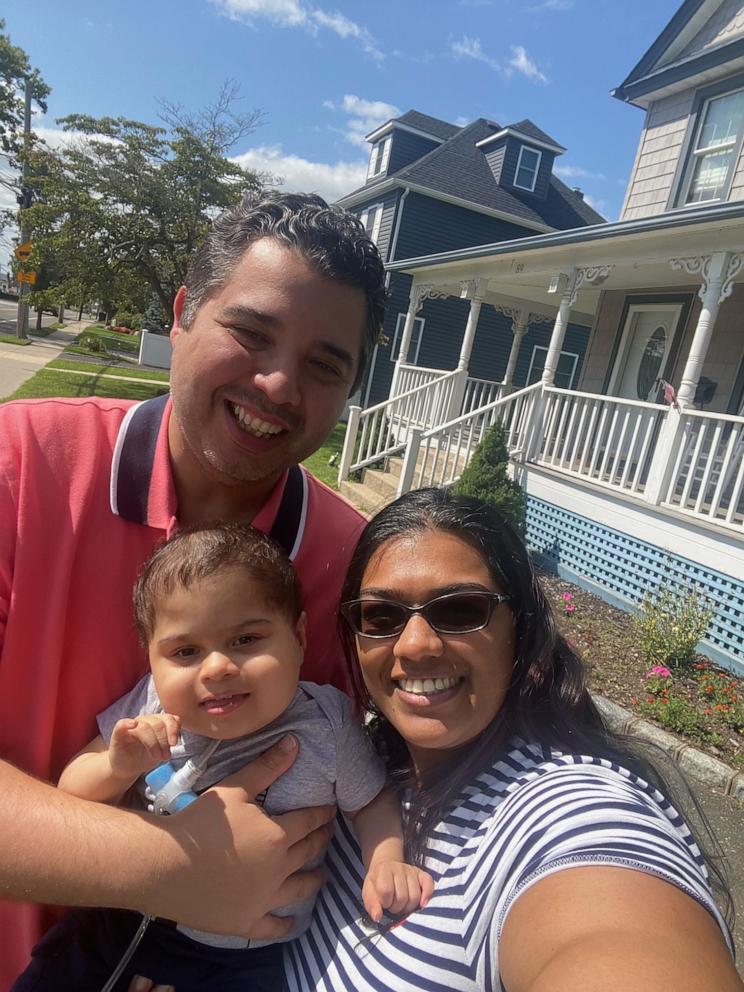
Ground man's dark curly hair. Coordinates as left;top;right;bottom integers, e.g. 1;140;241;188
181;191;387;394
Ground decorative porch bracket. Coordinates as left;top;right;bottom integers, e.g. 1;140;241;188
669;252;744;407
542;265;613;385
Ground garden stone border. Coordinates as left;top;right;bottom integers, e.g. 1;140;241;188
594;695;744;801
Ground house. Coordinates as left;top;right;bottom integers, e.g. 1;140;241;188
336;110;603;407
338;0;744;675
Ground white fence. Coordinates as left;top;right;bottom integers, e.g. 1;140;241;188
462;376;504;414
395;363;449;396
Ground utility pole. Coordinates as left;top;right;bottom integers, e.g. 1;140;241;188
15;76;33;340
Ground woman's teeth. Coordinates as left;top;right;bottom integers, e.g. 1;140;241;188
397;676;460;696
231;403;284;438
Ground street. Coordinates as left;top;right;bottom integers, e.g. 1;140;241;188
0;296;59;336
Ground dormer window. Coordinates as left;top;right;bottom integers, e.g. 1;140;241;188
514;145;542;192
360;203;383;243
681;88;744;204
368;136;392;179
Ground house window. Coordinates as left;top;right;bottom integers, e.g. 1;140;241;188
526;345;578;389
359;203;383;244
390;313;425;363
682;88;744;204
514;145;542;192
367;136;392;179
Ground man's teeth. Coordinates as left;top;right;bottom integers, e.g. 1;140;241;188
397;676;460;695
231;403;283;438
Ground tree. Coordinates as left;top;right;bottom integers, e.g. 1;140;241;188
0;19;49;235
452;421;526;530
24;82;266;316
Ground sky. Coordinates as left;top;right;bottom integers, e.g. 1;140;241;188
1;0;685;268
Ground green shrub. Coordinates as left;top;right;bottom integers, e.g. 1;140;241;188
634;581;714;669
77;332;107;354
452;421;525;530
112;311;141;330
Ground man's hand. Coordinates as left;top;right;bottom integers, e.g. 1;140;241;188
362;860;434;923
143;734;335;940
109;714;181;781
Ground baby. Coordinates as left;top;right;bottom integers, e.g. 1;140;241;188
14;523;432;992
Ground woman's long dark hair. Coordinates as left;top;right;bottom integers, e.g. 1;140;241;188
340;488;732;921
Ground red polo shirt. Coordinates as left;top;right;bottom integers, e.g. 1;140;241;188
0;395;365;987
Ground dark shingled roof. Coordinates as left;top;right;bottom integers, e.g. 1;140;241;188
394;110;461;141
388;118;604;228
503;119;565;150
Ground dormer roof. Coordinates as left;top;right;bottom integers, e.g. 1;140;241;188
339;115;603;231
365;110;460;144
476;120;566;155
612;0;744;109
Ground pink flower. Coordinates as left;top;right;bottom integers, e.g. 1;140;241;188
565;604;575;614
562;592;573;602
648;666;671;678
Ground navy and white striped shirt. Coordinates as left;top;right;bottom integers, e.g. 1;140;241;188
286;739;731;992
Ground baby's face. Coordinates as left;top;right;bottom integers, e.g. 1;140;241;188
148;566;305;739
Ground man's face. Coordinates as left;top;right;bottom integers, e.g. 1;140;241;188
169;238;366;487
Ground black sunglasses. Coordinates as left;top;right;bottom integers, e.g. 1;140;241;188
341;591;512;639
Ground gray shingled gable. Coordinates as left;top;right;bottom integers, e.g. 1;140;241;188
504;119;565;150
395;110;461;141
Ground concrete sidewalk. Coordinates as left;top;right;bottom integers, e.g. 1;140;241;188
0;323;82;398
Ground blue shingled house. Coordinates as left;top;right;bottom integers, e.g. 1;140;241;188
336;111;604;407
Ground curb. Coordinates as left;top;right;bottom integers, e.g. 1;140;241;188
593;695;744;801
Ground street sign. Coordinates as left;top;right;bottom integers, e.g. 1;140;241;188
16;270;36;285
14;242;32;262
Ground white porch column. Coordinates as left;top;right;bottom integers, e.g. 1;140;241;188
670;252;743;407
447;278;488;420
503;309;529;387
456;278;489;371
543;265;613;386
390;281;448;399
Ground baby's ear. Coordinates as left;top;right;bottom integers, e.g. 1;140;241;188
296;611;307;652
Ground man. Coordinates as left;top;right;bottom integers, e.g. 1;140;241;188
0;192;386;987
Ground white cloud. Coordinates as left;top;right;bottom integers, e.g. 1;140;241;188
555;163;606;181
451;36;548;83
325;94;401;147
583;193;609;216
454;116;471;127
507;46;547;83
232;144;366;202
529;0;573;10
210;0;382;59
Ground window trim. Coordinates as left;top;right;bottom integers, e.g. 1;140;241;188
390;312;425;364
367;135;392;180
526;344;578;389
359;202;384;244
513;145;542;193
669;75;744;210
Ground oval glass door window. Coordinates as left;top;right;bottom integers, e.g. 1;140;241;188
636;326;666;400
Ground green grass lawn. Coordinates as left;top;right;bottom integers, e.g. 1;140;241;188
6;367;169;402
30;324;60;337
0;332;31;346
76;325;141;356
302;422;347;488
49;358;170;382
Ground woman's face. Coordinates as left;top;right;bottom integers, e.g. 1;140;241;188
356;528;516;774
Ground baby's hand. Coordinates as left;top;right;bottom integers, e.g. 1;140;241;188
108;714;181;781
362;861;435;923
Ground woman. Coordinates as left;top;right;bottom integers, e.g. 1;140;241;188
286;488;740;992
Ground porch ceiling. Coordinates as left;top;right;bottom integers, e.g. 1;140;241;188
393;204;744;321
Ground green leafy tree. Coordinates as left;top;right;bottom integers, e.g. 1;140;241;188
24;82;266;316
452;420;525;530
0;19;49;235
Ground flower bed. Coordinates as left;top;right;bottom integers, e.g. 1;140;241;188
540;573;744;769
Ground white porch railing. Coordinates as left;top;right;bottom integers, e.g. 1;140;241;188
395;363;449;396
462;376;505;414
662;409;744;528
396;383;541;493
539;388;666;496
338;369;461;479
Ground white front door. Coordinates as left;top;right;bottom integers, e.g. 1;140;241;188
609;304;682;402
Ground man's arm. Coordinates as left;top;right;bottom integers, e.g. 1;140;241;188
0;735;335;941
